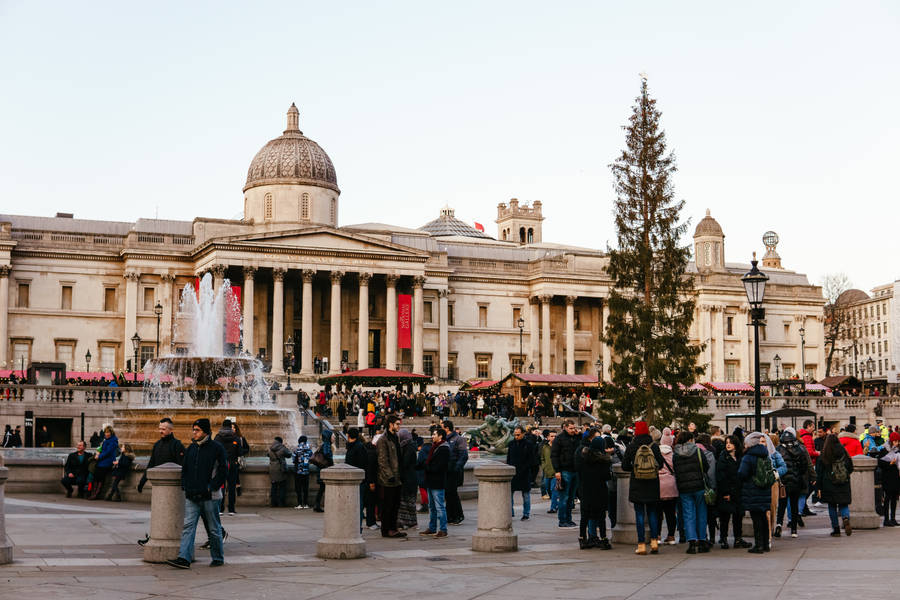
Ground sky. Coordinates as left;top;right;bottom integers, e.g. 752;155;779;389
1;1;898;293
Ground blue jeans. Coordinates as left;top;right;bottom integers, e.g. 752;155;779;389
633;502;659;542
557;471;576;524
428;488;447;532
511;489;531;517
827;503;850;529
543;477;559;510
680;490;707;542
179;497;224;563
786;493;808;522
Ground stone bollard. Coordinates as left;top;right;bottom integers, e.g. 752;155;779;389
849;455;881;530
471;463;517;552
611;465;642;544
316;463;366;559
0;465;12;564
143;462;185;563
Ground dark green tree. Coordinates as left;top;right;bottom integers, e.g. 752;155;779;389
598;78;707;428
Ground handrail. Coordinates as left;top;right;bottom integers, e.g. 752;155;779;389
303;407;348;449
560;401;598;422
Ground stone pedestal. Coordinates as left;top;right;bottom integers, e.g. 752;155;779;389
0;466;13;564
849;455;881;530
143;462;185;563
316;464;366;559
472;463;517;552
611;465;647;544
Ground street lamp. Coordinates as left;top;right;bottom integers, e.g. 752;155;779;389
799;326;806;395
284;335;295;391
154;302;163;357
85;349;91;373
131;332;141;380
595;357;604;383
742;254;769;431
527;362;535;374
865;356;876;395
773;354;782;396
517;316;525;373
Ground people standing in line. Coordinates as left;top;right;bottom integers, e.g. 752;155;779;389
672;430;709;554
506;426;536;521
312;429;334;512
880;432;900;527
376;414;405;538
213;419;241;515
739;432;784;553
396;428;419;530
107;442;134;501
420;427;449;538
166;418;228;569
61;440;92;498
622;421;663;555
574;431;613;550
657;430;679;545
443;420;468;526
267;436;291;507
774;428;810;539
715;435;751;549
89;425;118;500
550;419;580;529
292;435;313;509
817;433;854;537
540;431;559;514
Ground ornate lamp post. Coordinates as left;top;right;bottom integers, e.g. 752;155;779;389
595;357;604;383
799;326;806;395
284;335;295;391
742;255;769;431
527;362;535;374
85;349;91;373
517;316;525;373
773;354;782;396
865;356;876;395
131;332;142;381
154;302;163;357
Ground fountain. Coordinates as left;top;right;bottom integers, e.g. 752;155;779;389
113;274;300;454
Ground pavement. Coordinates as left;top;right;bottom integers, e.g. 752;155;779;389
1;492;898;599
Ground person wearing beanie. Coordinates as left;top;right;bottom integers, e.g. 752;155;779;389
292;435;313;509
863;425;886;458
774;427;810;538
166;418;228;569
621;420;664;555
880;432;900;526
657;430;678;545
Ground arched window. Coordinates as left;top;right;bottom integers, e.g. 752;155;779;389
519;227;526;243
705;243;712;266
330;198;336;225
264;193;273;220
301;192;310;220
501;230;507;240
527;228;534;243
715;242;721;266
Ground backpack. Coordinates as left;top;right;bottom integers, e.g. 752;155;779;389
633;445;659;479
752;456;776;488
831;458;849;484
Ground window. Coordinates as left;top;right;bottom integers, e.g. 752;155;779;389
760;364;770;381
61;285;72;310
511;354;524;373
423;353;434;376
140;346;155;370
877;305;881;317
512;306;522;328
478;305;487;328
783;363;795;378
301;192;310;220
424;301;433;324
886;340;890;352
448;303;455;326
143;287;155;312
17;283;29;308
447;353;457;379
527;228;533;243
104;288;116;312
12;340;31;368
574;310;581;329
805;366;816;381
783;323;790;337
761;325;767;341
330;198;336;225
725;362;737;383
726;316;734;336
264;193;273;220
878;323;882;336
476;354;491;379
56;342;74;369
100;345;116;372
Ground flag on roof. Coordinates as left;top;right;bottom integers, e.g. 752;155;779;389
473;222;484;232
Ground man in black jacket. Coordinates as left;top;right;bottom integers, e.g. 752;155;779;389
138;418;185;493
344;428;368;530
551;419;580;528
507;426;536;520
213;419;241;515
443;420;468;525
167;418;228;569
61;441;92;498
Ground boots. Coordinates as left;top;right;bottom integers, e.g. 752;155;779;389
733;538;752;549
719;538;729;550
635;543;647;555
685;541;697;554
697;540;711;553
578;537;589;550
649;538;659;554
843;516;852;536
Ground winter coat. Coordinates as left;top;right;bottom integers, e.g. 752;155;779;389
344;440;368;473
376;431;401;487
96;435;119;469
446;431;469;472
621;434;663;504
416;442;430;488
799;429;819;463
658;445;678;500
424;441;450;490
399;438;418;495
540;440;555;478
697;443;717;491
112;452;134;479
880;451;900;494
715;451;742;511
574;443;611;514
738;443;775;512
292;442;313;475
776;434;810;494
838;432;864;457
506;437;536;492
816;449;854;505
267;441;291;483
550;431;580;473
214;427;241;463
63;451;93;480
181;437;228;500
863;434;887;457
672;442;709;495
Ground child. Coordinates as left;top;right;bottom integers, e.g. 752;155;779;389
107;443;134;501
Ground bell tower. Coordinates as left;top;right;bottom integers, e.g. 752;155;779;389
496;198;544;244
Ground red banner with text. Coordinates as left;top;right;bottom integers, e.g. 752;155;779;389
226;286;241;345
398;293;412;349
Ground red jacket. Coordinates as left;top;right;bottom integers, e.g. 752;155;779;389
799;429;819;463
838;432;863;457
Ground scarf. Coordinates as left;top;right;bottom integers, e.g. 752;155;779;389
426;441;445;465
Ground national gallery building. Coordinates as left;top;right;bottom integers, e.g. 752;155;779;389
0;104;826;386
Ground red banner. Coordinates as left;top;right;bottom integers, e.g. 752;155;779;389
398;293;412;349
226;286;241;345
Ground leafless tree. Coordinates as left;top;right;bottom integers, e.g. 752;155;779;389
822;273;853;377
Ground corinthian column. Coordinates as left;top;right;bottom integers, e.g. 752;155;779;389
439;289;449;378
412;276;425;374
0;266;9;368
241;267;256;354
211;264;226;291
539;295;552;373
329;271;344;374
385;275;398;370
566;295;576;375
529;298;540;371
271;268;286;375
301;270;315;374
357;273;371;370
160;274;176;354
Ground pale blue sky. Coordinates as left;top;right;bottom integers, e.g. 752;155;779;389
1;1;898;293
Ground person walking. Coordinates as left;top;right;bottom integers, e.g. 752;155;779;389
267;436;291;507
550;419;580;528
166;418;228;569
816;433;854;537
396;429;419;530
507;426;535;521
774;428;809;539
739;432;784;553
622;421;663;555
575;433;613;549
292;435;313;509
672;430;709;554
377;415;405;538
89;425;118;500
420;427;450;538
715;435;751;549
443;420;468;526
880;432;900;527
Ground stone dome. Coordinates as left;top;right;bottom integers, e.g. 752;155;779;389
837;289;869;305
244;104;339;193
694;209;723;237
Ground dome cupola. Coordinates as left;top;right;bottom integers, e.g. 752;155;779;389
693;209;725;273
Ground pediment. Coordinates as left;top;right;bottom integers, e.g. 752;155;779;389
213;227;427;257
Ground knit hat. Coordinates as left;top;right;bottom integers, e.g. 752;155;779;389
649;426;662;442
590;436;607;450
661;433;675;447
298;435;307;444
869;425;880;435
192;418;211;435
890;432;900;444
634;421;649;436
783;426;797;438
